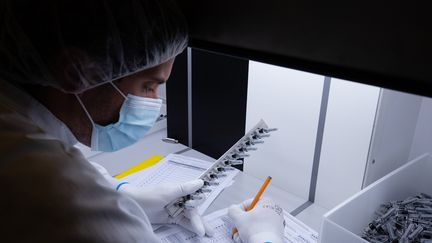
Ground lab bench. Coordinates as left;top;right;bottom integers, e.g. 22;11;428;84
82;128;329;233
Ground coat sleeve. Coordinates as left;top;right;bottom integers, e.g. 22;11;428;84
0;111;162;243
89;161;123;189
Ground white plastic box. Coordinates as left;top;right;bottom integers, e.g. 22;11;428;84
319;153;432;243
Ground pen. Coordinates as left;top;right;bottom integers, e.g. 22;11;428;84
232;176;272;238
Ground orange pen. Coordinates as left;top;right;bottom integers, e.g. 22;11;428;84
232;176;272;238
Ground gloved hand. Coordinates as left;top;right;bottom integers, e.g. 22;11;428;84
228;197;285;243
119;179;213;237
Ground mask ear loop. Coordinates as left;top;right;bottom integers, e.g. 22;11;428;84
110;82;127;99
74;94;95;127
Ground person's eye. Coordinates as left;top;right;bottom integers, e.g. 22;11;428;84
142;84;155;92
142;82;160;96
144;86;154;92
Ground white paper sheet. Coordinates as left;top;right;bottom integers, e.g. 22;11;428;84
157;208;318;243
121;154;239;214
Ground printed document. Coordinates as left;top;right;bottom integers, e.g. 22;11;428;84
120;154;239;214
156;208;318;243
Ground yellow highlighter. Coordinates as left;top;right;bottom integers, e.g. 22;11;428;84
232;176;272;238
114;154;164;179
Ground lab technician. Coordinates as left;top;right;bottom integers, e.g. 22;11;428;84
0;0;285;242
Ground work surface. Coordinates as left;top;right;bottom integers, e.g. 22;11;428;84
180;149;307;215
84;129;322;230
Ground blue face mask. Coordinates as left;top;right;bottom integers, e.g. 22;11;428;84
75;83;162;152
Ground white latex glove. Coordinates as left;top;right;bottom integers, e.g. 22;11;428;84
119;179;213;237
228;197;285;243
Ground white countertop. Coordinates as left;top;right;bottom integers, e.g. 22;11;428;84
179;149;307;215
84;129;188;176
82;129;329;234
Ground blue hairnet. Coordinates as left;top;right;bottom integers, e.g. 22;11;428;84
0;0;188;93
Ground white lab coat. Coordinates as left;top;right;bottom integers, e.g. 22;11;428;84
0;80;161;242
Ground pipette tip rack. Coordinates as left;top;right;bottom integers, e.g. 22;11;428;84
165;119;277;217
